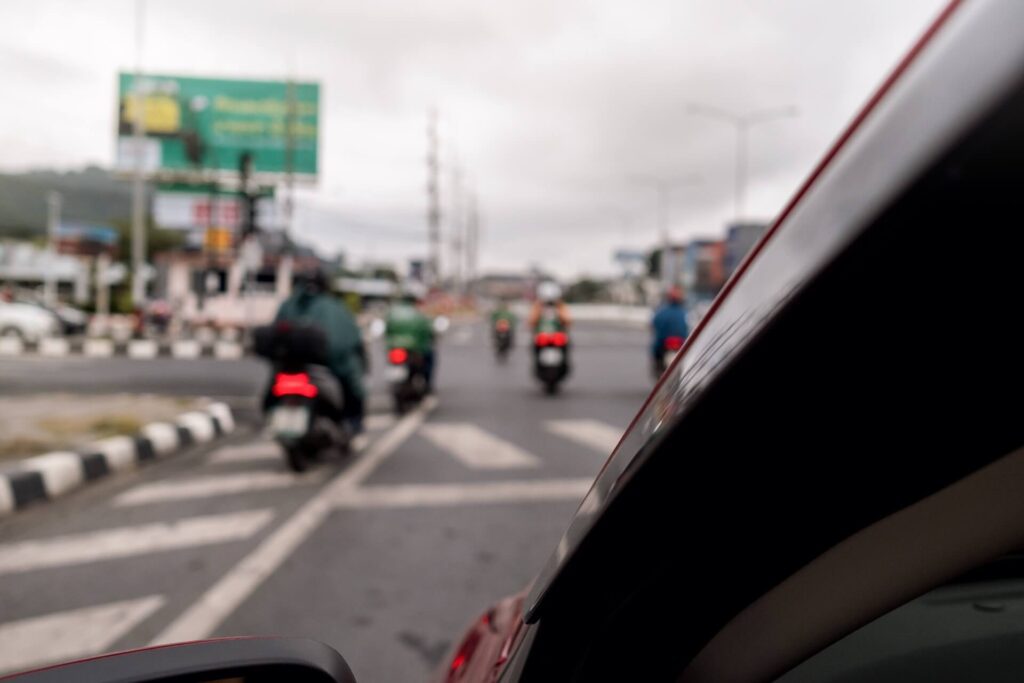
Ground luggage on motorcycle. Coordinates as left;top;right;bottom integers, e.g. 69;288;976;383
253;322;329;366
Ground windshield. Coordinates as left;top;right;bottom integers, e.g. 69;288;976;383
0;1;951;680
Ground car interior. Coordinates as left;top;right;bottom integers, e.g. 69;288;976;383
505;50;1024;683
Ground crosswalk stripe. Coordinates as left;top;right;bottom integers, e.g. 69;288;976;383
113;471;326;507
335;478;592;509
0;595;165;674
208;441;281;464
419;423;540;469
150;396;438;647
0;510;274;576
546;419;623;455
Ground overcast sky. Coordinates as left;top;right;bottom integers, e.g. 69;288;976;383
0;0;947;278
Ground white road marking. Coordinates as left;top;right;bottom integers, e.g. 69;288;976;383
450;326;474;345
113;471;324;507
208;441;280;464
546;419;623;455
364;413;395;431
419;423;540;469
336;478;592;509
0;596;165;674
150;396;437;646
0;510;274;576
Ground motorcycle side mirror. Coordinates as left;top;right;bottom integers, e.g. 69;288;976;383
433;315;450;335
5;637;357;683
368;318;386;339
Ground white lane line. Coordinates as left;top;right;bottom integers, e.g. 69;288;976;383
364;413;395;431
336;478;592;509
150;396;438;646
450;327;473;345
0;596;165;674
418;423;540;469
0;510;274;576
208;441;280;465
545;419;623;455
113;471;325;507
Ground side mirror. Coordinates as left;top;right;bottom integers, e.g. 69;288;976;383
433;316;450;335
6;637;356;683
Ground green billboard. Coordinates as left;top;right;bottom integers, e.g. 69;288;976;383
116;73;319;179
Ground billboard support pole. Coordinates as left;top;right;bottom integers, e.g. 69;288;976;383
130;0;148;309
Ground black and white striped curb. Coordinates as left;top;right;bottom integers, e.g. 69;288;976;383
0;403;235;516
0;338;245;360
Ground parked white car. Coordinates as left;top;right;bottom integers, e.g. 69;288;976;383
0;301;60;341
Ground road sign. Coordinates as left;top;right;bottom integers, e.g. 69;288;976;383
154;186;280;231
115;73;319;181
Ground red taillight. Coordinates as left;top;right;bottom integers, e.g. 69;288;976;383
272;372;318;398
496;319;510;332
388;348;409;364
665;336;685;351
535;332;551;346
449;652;467;674
552;331;568;347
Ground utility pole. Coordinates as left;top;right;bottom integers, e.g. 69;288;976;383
426;108;441;288
630;176;700;288
465;190;479;291
44;191;62;306
687;103;799;221
130;0;148;308
449;159;464;293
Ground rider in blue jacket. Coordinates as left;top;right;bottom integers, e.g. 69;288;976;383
652;285;689;367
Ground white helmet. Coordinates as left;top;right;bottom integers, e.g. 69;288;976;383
537;281;562;303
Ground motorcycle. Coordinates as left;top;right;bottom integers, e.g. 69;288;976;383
254;322;352;472
653;335;685;378
386;345;430;415
493;318;513;361
533;328;570;395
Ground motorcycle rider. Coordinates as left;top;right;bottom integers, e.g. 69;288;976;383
385;290;436;392
528;281;571;332
273;268;366;433
491;297;517;345
651;284;690;374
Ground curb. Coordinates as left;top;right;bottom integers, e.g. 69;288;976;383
0;403;236;517
0;338;246;360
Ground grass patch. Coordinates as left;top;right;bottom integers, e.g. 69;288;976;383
37;414;143;440
0;437;54;459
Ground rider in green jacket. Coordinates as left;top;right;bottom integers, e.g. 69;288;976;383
274;269;366;432
385;292;436;390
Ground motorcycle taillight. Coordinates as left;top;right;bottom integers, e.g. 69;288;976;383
552;331;568;347
272;372;318;398
665;336;685;351
388;348;409;364
535;332;551;346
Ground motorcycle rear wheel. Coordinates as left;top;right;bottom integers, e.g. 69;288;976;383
285;446;310;472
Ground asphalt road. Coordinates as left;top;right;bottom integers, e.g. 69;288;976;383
0;320;653;681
